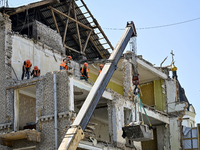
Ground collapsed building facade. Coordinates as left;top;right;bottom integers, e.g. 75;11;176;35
0;0;198;150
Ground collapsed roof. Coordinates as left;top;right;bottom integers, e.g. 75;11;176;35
0;0;113;60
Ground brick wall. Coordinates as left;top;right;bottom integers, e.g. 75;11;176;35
0;13;13;128
32;20;65;54
18;93;36;130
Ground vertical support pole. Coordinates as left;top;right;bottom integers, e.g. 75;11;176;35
69;77;74;111
14;89;19;131
54;74;57;150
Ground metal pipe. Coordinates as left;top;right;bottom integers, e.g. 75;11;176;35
54;74;58;150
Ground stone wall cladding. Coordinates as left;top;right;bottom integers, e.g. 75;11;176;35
33;71;73;150
32;21;65;54
0;145;12;150
0;13;13;128
69;60;80;77
36;71;70;117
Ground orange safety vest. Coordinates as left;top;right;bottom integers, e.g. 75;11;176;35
24;60;32;68
60;62;68;70
98;70;102;75
33;69;40;77
81;67;90;78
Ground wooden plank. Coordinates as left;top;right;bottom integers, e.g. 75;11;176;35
80;0;114;50
9;0;56;15
50;9;60;35
49;6;93;31
183;137;198;140
73;0;82;52
64;44;84;54
56;13;83;53
82;30;91;53
86;31;105;59
197;123;200;150
63;0;72;44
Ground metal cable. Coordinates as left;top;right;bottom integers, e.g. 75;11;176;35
103;17;200;30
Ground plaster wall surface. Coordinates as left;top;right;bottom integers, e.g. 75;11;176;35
165;80;176;104
182;111;196;127
11;35;63;80
90;118;109;142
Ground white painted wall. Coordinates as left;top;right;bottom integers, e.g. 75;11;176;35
182;111;196;127
11;35;63;80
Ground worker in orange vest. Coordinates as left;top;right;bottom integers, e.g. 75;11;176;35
98;64;104;75
67;56;72;61
80;62;90;81
60;58;68;70
21;59;32;80
31;66;40;78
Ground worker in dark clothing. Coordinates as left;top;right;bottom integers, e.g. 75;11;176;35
21;59;32;80
31;66;40;78
60;58;68;70
80;62;90;81
98;64;103;75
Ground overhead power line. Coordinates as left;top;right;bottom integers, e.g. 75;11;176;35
103;17;200;30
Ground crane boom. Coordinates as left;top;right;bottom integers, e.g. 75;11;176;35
58;21;137;150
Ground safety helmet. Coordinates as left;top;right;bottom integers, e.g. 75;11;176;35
99;64;103;67
34;66;38;70
67;56;72;60
84;62;88;67
26;60;31;64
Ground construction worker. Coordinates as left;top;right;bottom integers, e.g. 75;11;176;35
60;58;68;70
80;62;90;81
67;56;72;61
98;64;103;75
21;59;32;80
31;66;40;78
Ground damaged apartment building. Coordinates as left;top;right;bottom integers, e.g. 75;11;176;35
0;0;199;150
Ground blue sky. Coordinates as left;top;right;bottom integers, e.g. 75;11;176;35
8;0;200;124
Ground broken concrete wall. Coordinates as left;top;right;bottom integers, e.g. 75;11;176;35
166;80;187;113
11;35;63;80
169;117;183;150
90;118;109;142
156;124;170;150
0;13;13;134
122;59;134;97
108;91;139;149
32;20;65;53
69;60;80;77
7;71;75;149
